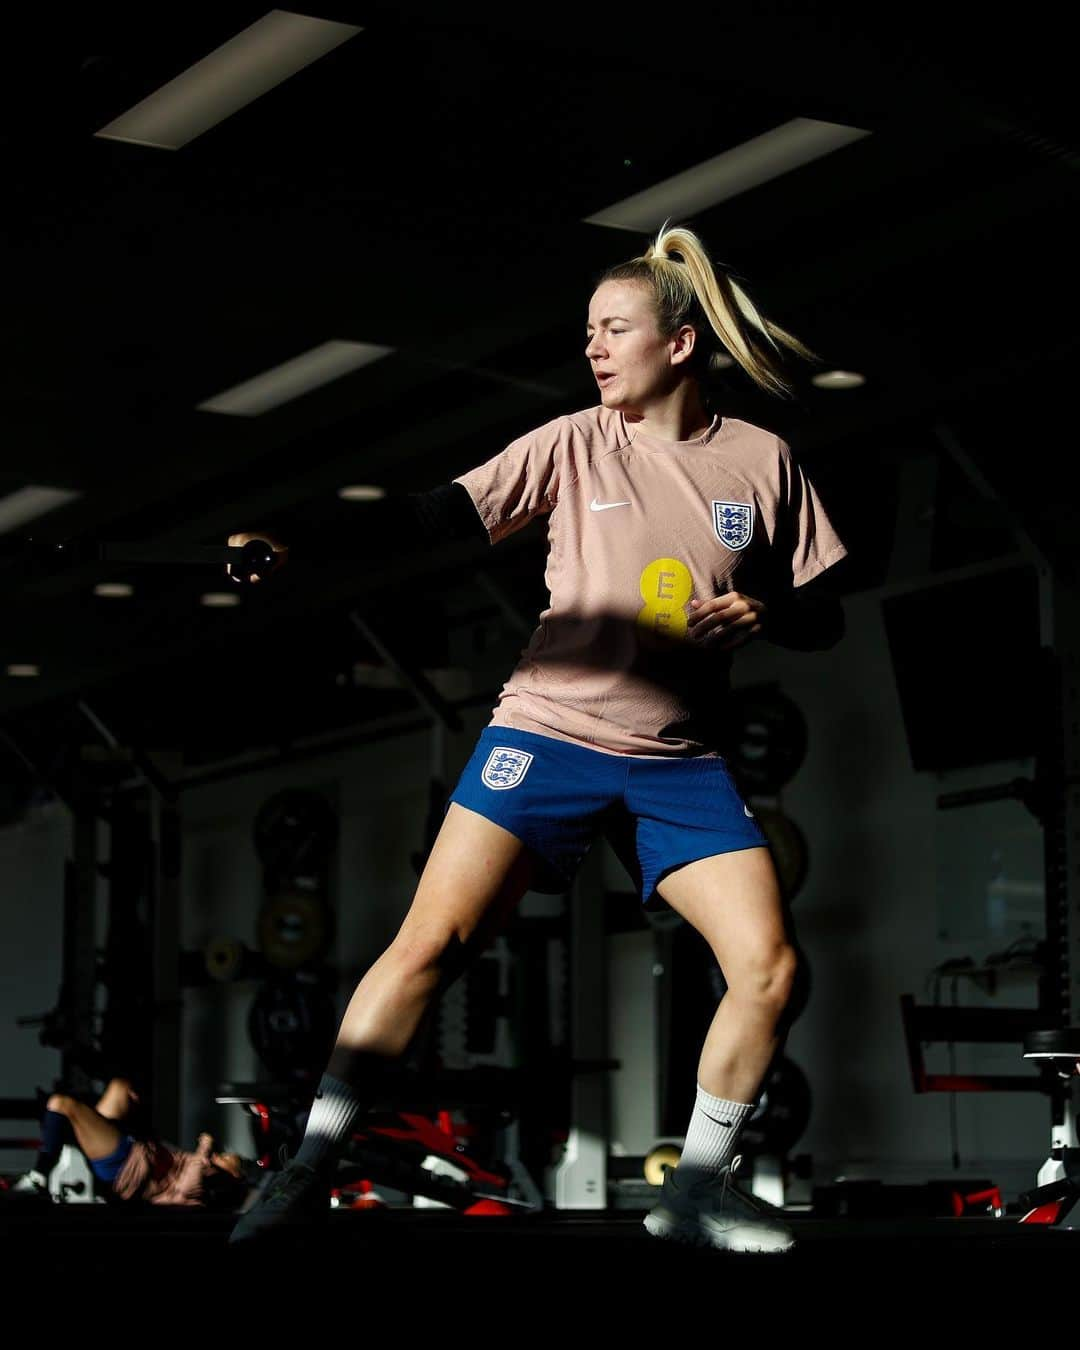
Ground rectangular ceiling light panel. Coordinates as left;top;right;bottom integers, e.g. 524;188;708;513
585;118;871;232
0;486;81;535
95;10;363;150
197;340;394;415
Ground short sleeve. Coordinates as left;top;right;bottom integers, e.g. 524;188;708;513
452;417;565;545
777;440;848;588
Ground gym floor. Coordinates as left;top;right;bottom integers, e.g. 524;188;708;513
5;1203;1077;1303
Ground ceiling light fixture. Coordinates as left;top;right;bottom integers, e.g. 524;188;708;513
0;486;81;536
337;485;386;502
95;10;363;150
197;340;394;416
585;118;871;232
811;370;866;389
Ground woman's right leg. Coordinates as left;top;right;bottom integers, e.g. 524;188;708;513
326;802;535;1080
229;802;538;1242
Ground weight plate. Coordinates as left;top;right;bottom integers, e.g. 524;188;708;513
248;972;337;1079
204;935;245;982
644;1143;682;1186
725;687;808;794
253;789;339;875
742;1056;812;1157
257;891;332;969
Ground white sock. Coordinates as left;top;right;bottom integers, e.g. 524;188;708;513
672;1084;755;1186
293;1074;365;1176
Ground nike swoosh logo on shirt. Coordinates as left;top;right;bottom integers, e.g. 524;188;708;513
590;498;631;511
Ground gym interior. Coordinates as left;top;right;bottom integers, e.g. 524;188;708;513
1;8;1078;1309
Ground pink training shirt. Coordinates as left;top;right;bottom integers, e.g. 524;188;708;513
454;404;847;757
112;1135;217;1206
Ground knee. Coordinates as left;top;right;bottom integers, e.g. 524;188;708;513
46;1094;73;1115
772;944;801;1012
730;943;800;1013
112;1078;139;1106
387;929;468;986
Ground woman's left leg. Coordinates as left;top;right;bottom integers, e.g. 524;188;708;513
643;844;799;1250
656;843;797;1106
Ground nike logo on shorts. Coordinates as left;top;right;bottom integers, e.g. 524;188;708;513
590;497;631;511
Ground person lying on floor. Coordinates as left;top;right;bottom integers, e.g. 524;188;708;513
10;1076;252;1210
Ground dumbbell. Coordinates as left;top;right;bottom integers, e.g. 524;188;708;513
16;536;280;585
103;537;280;584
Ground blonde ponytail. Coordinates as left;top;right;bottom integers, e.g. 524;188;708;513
604;222;820;399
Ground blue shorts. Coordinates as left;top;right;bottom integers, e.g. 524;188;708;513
446;727;768;909
89;1134;134;1183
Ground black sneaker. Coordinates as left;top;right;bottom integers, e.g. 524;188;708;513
228;1161;330;1244
643;1155;795;1253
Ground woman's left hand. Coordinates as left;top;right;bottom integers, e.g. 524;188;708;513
686;591;766;650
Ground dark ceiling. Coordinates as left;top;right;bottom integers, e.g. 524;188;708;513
0;7;1077;801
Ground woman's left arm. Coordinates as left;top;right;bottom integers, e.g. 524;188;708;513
687;571;845;652
757;571;845;650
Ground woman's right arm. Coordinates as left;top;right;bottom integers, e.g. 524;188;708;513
226;482;488;582
227;415;566;582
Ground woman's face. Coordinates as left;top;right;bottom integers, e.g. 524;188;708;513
585;280;694;413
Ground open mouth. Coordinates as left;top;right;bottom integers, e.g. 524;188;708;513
596;373;616;386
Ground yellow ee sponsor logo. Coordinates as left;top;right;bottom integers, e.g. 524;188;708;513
637;558;693;644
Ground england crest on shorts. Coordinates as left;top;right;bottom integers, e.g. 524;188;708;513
713;500;754;551
481;746;534;790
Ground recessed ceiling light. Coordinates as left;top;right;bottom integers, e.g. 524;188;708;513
585;118;871;232
95;11;363;151
0;485;81;536
94;582;135;598
337;485;386;501
7;664;40;677
811;370;866;389
197;340;394;416
201;592;242;607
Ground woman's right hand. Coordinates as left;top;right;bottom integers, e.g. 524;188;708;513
226;532;288;584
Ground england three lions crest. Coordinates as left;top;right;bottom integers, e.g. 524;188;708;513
713;501;754;551
481;746;534;790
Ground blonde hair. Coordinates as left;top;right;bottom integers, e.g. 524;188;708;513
599;221;820;399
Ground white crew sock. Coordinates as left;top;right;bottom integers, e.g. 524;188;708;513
671;1083;756;1187
293;1074;366;1176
